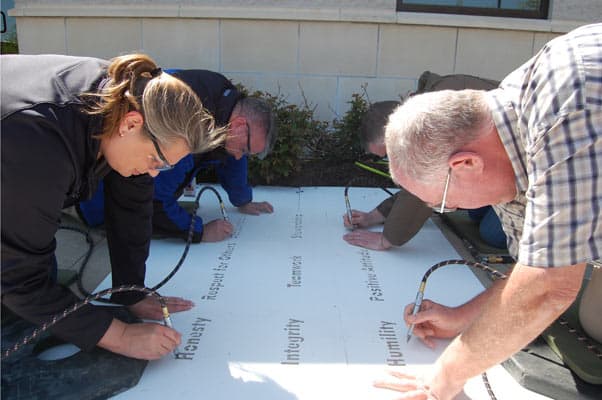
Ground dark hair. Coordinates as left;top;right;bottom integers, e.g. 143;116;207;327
359;100;400;151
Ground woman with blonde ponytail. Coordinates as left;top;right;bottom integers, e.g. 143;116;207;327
1;53;224;360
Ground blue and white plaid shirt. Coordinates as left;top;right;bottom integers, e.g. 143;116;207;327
486;23;602;267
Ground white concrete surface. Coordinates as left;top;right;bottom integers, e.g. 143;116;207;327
88;186;552;400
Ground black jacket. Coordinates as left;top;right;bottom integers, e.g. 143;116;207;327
1;54;153;351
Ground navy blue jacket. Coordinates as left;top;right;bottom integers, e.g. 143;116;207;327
152;70;251;242
78;70;251;242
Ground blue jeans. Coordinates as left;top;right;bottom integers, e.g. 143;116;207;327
468;206;507;249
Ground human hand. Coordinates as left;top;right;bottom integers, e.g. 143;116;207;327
238;201;274;215
128;295;194;321
374;369;464;400
342;209;384;229
404;300;466;349
343;230;392;251
202;219;234;242
98;318;181;360
374;370;439;399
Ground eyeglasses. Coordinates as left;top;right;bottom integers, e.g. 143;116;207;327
227;122;252;156
149;135;174;172
432;168;456;213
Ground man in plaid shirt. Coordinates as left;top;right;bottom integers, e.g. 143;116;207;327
377;23;602;399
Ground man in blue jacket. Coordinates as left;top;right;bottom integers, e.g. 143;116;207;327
78;69;276;243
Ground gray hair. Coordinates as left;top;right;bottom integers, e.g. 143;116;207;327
237;97;277;160
385;89;490;183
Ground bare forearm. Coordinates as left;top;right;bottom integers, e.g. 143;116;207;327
455;279;503;326
367;208;386;225
431;263;586;397
97;318;127;355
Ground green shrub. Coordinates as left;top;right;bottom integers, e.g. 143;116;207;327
1;36;19;54
306;92;368;162
241;83;374;184
247;90;328;184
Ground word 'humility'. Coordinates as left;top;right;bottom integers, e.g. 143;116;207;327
379;321;405;366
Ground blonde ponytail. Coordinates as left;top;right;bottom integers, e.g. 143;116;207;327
86;53;225;153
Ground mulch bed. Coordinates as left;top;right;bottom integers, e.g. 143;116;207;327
249;159;394;188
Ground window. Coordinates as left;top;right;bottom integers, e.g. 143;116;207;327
396;0;549;19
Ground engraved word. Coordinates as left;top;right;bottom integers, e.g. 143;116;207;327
291;214;303;239
281;318;305;365
379;321;405;366
360;249;384;301
201;242;236;300
287;256;302;288
176;317;212;360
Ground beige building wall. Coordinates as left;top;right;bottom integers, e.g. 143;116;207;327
9;0;601;121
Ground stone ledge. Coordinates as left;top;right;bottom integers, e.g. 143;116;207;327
9;4;581;33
